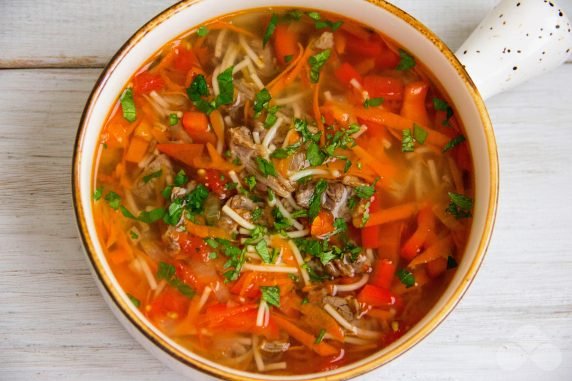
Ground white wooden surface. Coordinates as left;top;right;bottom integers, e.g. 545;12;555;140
1;1;571;380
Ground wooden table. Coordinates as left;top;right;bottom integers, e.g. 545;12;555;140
1;1;571;380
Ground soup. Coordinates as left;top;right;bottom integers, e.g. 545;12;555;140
92;8;473;375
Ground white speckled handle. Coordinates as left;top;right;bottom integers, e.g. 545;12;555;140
457;0;572;100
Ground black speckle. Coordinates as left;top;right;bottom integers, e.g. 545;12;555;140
539;35;543;39
542;51;546;54
513;66;518;70
476;50;481;53
463;50;467;55
517;50;522;53
541;28;544;31
550;32;553;36
556;24;560;29
508;49;511;53
503;21;507;25
502;47;507;53
499;13;504;18
539;58;543;62
526;33;529;37
517;2;521;6
559;11;563;17
490;26;493;30
549;1;554;7
566;48;570;53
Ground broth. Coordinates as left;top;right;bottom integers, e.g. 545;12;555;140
92;8;473;375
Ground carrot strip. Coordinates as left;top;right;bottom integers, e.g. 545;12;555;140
125;136;149;163
209;110;225;146
400;81;431;127
313;81;325;145
206;21;257;39
356;202;418;228
266;43;304;90
401;207;436;261
268;44;313;95
156;143;205;167
351;145;396;183
299;303;344;342
185;221;231;240
408;235;453;268
272;313;339;356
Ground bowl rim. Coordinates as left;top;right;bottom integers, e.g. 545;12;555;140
72;0;499;380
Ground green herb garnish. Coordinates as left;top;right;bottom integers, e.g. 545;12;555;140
363;97;384;108
157;262;196;298
433;97;454;125
127;294;140;308
308;179;327;223
446;192;473;219
255;157;277;177
255;239;272;263
93;186;103;201
104;191;121;210
168;113;179;126
397;268;415;288
315;328;326;344
401;129;415;152
120;88;137;122
143;169;162;184
215;66;234;107
308;49;331;83
263;13;279;47
396;49;416;71
253;88;272;117
443;135;466;152
261;285;280;307
174;169;188;186
196;26;209;37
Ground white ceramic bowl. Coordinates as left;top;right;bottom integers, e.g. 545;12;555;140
72;0;570;379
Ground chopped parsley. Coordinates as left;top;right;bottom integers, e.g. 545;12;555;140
255;239;272;263
308;179;328;223
446;192;473;219
397;268;415;288
396;49;416;71
255;157;277;177
138;208;166;224
244;175;257;191
308;49;331;83
447;255;458;269
215;66;235;107
187;74;214;114
301;297;309;305
196;25;209;37
127;294;140;308
168;113;179;126
443;135;466;152
186;184;209;213
294;118;320;143
129;230;139;240
355;180;376;199
284;54;293;63
142;169;162;184
120;88;137;122
263;13;279;47
270;142;301;159
253;88;272;117
433;97;454;125
205;237;219;248
161;185;173;200
163;198;184;225
261;286;280;308
251;208;263;222
401;129;415;152
306;141;326;166
413;124;428;144
306;11;321;20
157;262;196;298
93;186;103;201
104;191;121;210
264;105;280;128
174;169;188;186
119;205;136;219
363;97;384;108
315;328;326;344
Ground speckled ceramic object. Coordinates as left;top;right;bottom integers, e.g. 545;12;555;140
457;0;572;99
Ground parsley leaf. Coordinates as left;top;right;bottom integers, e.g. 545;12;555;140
443;135;466;152
413;124;428;144
433;97;454;125
157;262;196;298
119;205;136;219
260;286;280;307
255;157;277;177
263;14;279;47
397;268;415;288
196;25;209;37
244;175;257;191
355;181;376;199
294;118;320;143
308;49;331;83
270;142;301;159
396;49;416;71
216;238;246;281
143;169;162;184
127;294;140;308
163;198;184;225
104;191;121;210
287;9;303;20
446;192;473;219
215;66;234;107
363;97;384;108
401;129;415;152
306;141;326;166
168;113;179;126
174;169;188;186
93;186;103;201
186;184;209;213
138;208;165;224
187;74;215;114
253;88;272;117
161;185;173;200
255;239;272;263
306;11;321;20
205;237;219;248
120;88;137;122
308;179;327;223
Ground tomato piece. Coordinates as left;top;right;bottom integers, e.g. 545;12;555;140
334;62;363;88
182;111;217;144
132;71;165;94
178;234;209;261
356;284;398;308
156;143;205;167
362;75;404;101
344;32;382;57
375;48;400;69
146;288;189;321
370;259;396;289
173;46;200;72
198;169;229;198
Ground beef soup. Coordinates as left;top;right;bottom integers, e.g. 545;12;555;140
92;8;474;375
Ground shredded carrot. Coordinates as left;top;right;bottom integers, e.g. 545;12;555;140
356;202;418;228
125;136;149;163
209;110;225;146
268;43;313;95
156;143;205;167
351;145;396;183
408;235;453;268
185;221;231;240
400;81;431;127
272;313;339;356
206;21;257;39
313;81;325;145
300;303;344;342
